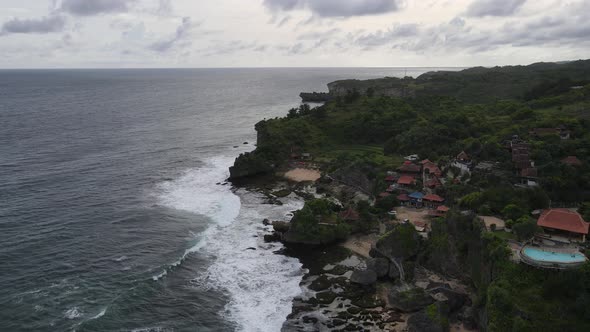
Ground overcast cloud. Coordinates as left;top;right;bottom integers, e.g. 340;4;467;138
0;15;66;35
0;0;587;68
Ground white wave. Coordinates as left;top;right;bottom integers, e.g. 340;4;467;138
89;307;107;320
157;156;241;227
64;307;83;320
195;193;306;332
157;154;306;332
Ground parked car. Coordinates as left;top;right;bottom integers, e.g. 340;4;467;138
404;154;419;161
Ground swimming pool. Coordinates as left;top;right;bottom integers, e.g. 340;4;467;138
522;247;587;264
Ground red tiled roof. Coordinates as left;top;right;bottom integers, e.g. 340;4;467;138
385;175;397;182
537;209;589;235
423;164;442;177
423;194;445;202
437;205;450;212
397;193;410;201
397;175;415;185
420;159;432;164
339;208;360;221
425;177;442;188
398;163;422;173
562;156;582;166
379;192;391;198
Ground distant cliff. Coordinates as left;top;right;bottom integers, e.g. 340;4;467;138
299;60;590;103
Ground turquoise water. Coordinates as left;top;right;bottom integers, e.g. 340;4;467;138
523;247;587;263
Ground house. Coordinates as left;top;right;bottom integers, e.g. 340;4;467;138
397;161;422;175
520;167;538;187
423;194;445;208
397;175;416;188
385;175;397;182
378;192;392;199
408;192;425;208
537;209;589;242
397;193;411;206
562;156;582;167
339;208;360;222
425;176;442;189
429;205;449;217
452;151;472;174
422;162;442;177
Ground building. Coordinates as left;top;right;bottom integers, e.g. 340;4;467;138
397;175;416;188
397;161;422;175
520;167;538;187
429;205;449;217
397;193;410;206
408;192;425;208
423;194;445;209
425;176;442;189
452;151;472;174
422;161;442;177
562;156;582;167
537;209;589;242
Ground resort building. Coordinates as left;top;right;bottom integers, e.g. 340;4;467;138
408;192;425;208
397;161;422;176
561;156;582;167
423;194;445;209
397;175;416;188
452;151;472;174
537;209;589;242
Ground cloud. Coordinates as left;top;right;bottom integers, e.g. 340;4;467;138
263;0;402;17
58;0;136;16
149;17;193;52
0;15;66;36
466;0;526;17
355;23;419;48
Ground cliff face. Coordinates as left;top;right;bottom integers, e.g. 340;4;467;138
327;78;415;98
228;120;278;181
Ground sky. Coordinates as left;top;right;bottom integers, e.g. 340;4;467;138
0;0;588;68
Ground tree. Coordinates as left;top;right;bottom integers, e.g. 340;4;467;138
512;220;538;241
501;204;527;221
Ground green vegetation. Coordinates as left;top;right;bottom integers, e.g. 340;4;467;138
234;60;590;330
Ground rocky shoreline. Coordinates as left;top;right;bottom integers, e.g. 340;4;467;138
239;175;478;332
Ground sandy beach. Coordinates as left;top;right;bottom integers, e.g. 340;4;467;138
284;168;321;182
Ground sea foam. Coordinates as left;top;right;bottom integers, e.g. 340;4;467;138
158;155;305;332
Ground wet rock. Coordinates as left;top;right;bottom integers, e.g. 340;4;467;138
332;319;346;327
428;287;469;313
302;316;318;324
272;221;290;233
262;218;271;226
366;257;390;279
272;189;292;198
350;269;377;286
243;142;248;144
407;302;450;332
264;233;281;243
347;307;362;315
457;306;477;329
316;291;337;305
245;247;256;251
309;275;332;292
352;293;384;308
388;287;435;313
329;265;350;276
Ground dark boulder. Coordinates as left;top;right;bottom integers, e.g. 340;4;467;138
375;223;421;261
388;287;435;313
366;258;390;279
350;269;377;286
264;233;281;243
272;221;290;233
428;287;469;313
407;303;450;332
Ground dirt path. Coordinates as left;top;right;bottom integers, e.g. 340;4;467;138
283;168;321;182
341;233;377;258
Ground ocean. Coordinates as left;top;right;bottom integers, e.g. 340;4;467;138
0;67;457;332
